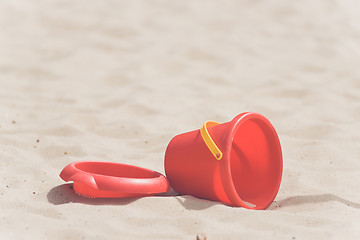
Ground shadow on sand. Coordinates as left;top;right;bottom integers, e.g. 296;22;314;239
49;185;359;211
269;193;360;210
47;184;219;210
47;184;183;206
174;195;221;210
47;184;141;206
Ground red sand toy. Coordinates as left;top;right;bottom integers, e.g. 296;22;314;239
60;162;170;198
60;112;283;210
165;112;282;210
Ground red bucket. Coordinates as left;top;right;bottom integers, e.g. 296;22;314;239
164;112;283;209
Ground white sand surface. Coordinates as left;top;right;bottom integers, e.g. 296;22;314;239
1;0;360;239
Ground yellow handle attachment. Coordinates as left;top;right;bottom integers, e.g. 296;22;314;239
200;121;223;160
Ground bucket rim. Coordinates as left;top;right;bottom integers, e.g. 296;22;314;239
221;112;283;210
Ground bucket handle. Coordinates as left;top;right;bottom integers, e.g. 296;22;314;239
200;121;223;160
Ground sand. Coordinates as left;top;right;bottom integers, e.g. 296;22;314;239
1;0;360;239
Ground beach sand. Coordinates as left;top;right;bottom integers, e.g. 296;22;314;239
1;0;360;239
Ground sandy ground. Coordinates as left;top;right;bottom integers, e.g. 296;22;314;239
1;0;360;239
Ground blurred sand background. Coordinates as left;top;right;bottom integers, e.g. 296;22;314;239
1;0;360;239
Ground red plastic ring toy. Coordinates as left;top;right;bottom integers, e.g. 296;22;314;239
60;161;170;198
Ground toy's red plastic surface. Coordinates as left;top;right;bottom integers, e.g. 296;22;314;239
60;161;170;198
164;112;283;210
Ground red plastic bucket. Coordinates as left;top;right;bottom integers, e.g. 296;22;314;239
164;112;283;209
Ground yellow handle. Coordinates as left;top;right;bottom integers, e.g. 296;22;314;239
200;121;223;160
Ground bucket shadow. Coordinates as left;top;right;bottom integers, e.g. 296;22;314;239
175;195;222;210
47;184;141;206
269;193;360;210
